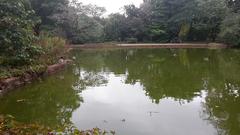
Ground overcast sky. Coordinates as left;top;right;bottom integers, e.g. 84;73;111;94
78;0;143;14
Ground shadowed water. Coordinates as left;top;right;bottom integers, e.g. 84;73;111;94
0;48;240;135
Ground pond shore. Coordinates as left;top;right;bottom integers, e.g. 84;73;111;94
69;43;229;49
0;43;229;95
0;60;72;95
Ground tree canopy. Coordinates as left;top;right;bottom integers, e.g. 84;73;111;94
0;0;240;67
103;0;238;44
0;0;42;66
1;0;240;46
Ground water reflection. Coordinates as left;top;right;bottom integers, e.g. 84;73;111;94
72;49;240;102
71;49;240;134
0;49;239;134
202;82;240;135
72;70;108;92
0;69;82;127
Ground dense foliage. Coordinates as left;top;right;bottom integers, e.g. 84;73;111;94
104;0;239;44
0;0;109;79
29;0;106;43
0;0;42;66
0;0;240;79
219;0;240;46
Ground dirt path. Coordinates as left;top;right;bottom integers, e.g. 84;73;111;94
69;43;228;49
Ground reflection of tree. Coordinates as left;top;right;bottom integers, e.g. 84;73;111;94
71;50;110;92
124;49;193;103
72;70;108;92
202;83;240;135
71;49;240;134
0;69;82;128
201;51;240;135
72;49;240;104
3;49;240;132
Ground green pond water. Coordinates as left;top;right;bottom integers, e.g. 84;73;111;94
1;48;240;135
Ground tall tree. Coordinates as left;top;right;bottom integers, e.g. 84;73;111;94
53;0;106;43
219;0;240;46
29;0;69;33
104;13;127;41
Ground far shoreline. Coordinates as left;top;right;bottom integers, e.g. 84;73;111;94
68;43;229;49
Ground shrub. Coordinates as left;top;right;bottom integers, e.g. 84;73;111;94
71;37;85;44
38;33;66;65
219;12;240;46
0;68;11;79
0;0;42;66
0;64;47;79
125;38;138;43
179;23;191;41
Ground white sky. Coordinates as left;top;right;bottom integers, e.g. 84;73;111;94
77;0;143;14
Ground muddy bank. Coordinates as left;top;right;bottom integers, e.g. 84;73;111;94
0;60;72;95
69;43;229;49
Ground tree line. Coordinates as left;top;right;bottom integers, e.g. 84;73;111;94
0;0;240;69
0;0;105;68
105;0;240;45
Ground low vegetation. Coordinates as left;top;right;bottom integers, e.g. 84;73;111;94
0;115;114;135
0;0;108;79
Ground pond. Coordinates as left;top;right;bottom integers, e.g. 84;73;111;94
0;48;240;135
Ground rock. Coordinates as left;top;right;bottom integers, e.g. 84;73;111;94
17;99;26;102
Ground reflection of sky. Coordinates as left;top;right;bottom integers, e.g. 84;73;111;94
72;74;216;135
77;0;143;14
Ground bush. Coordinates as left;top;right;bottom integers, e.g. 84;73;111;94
0;0;42;66
0;68;11;79
125;38;138;43
38;33;66;65
0;64;47;79
219;12;240;46
71;37;85;44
